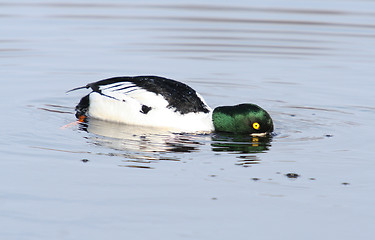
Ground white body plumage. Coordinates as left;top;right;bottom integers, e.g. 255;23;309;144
81;78;215;133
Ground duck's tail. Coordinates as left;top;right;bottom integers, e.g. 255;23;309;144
75;94;90;119
66;85;89;94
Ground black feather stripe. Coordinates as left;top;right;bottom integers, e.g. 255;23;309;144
102;83;127;90
114;85;137;91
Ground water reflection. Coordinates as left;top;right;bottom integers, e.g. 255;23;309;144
79;118;205;153
211;132;272;153
78;118;272;166
236;155;261;167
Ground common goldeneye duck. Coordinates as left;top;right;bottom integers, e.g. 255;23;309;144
69;76;274;135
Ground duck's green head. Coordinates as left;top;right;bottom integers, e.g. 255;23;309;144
212;103;274;135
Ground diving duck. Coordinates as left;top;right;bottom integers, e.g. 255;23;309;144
69;76;273;135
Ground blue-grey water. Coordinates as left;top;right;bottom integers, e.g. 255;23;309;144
1;1;375;239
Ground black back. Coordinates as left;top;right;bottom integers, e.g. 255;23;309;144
85;76;210;114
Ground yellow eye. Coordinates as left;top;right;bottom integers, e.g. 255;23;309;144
252;122;260;130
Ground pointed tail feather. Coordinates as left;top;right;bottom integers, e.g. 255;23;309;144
66;85;89;94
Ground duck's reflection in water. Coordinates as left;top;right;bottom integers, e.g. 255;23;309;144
211;133;273;167
78;118;272;168
211;133;272;153
78;118;208;168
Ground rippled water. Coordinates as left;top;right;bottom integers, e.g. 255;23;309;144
1;1;375;239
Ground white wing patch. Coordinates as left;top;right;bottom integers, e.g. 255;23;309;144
98;82;169;109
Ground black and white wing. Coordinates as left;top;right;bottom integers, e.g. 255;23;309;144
80;76;211;114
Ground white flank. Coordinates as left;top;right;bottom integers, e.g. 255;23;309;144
88;92;214;133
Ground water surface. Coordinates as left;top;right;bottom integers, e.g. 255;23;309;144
1;1;375;239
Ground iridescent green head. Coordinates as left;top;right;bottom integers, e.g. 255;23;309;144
212;103;274;134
